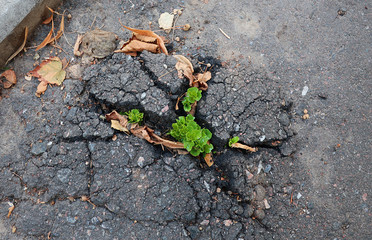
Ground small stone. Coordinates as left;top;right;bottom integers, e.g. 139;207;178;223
254;209;265;220
66;216;77;224
263;199;270;209
255;185;266;201
264;164;272;173
31;142;47;156
137;156;153;168
223;219;233;227
175;37;180;42
200;220;209;225
297;192;302;199
302;86;309;96
259;135;266;142
216;187;221;193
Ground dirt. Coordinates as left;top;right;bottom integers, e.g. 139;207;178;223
0;0;371;239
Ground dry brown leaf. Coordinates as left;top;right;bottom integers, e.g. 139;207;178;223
116;23;168;56
36;18;54;51
204;153;214;167
105;110;129;127
42;7;54;24
131;126;184;149
174;55;194;85
5;27;28;65
7;204;14;218
0;70;17;88
231;142;257;152
189;101;197;116
73;34;83;56
48;12;64;44
29;57;66;97
116;39;159;56
193;71;211;90
111;120;129;133
150;131;185;149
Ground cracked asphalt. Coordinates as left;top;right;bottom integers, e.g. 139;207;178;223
1;0;371;239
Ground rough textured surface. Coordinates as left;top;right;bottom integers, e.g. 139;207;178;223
0;0;371;239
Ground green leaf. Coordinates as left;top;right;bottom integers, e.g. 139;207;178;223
184;141;194;152
190;148;201;156
183;102;191;112
202;129;212;140
186;129;202;141
228;136;240;147
204;143;214;153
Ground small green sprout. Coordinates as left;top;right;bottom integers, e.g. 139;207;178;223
124;109;144;124
182;87;202;112
170;114;213;157
228;136;239;147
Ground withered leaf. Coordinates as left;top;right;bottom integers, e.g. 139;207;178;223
204;153;214;167
5;27;28;65
0;70;17;88
36;18;54;51
131;126;184;149
7;203;14;218
116;24;168;56
29;57;66;97
231;142;257;152
42;7;54;24
174;55;194;85
194;71;211;90
105;111;129;133
48;11;64;44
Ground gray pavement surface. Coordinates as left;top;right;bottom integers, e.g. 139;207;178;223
0;0;371;239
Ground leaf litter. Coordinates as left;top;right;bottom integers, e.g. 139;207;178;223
0;70;17;88
29;57;66;97
36;7;65;51
115;23;168;56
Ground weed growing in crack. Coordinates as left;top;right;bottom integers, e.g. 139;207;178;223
170;114;214;157
229;136;240;147
182;87;202;112
122;109;144;124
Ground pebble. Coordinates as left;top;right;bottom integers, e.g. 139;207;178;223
200;220;209;225
264;164;272;173
66;216;77;224
302;86;309;96
263;199;271;209
31;142;47;156
255;185;266;201
297;192;302;199
254;209;265;220
223;219;233;227
137;156;153;168
259;135;266;142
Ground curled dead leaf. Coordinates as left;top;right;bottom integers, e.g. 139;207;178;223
116;23;168;56
231;142;257;152
29;57;66;97
7;203;14;218
105;110;129;128
36;18;54;51
5;27;28;65
42;7;54;24
174;55;194;85
0;70;17;88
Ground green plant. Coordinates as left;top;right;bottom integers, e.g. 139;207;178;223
124;109;144;124
228;136;239;147
170;114;213;156
182;87;202;112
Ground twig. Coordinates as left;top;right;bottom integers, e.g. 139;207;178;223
219;28;231;39
158;68;176;80
89;16;97;30
172;13;180;41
